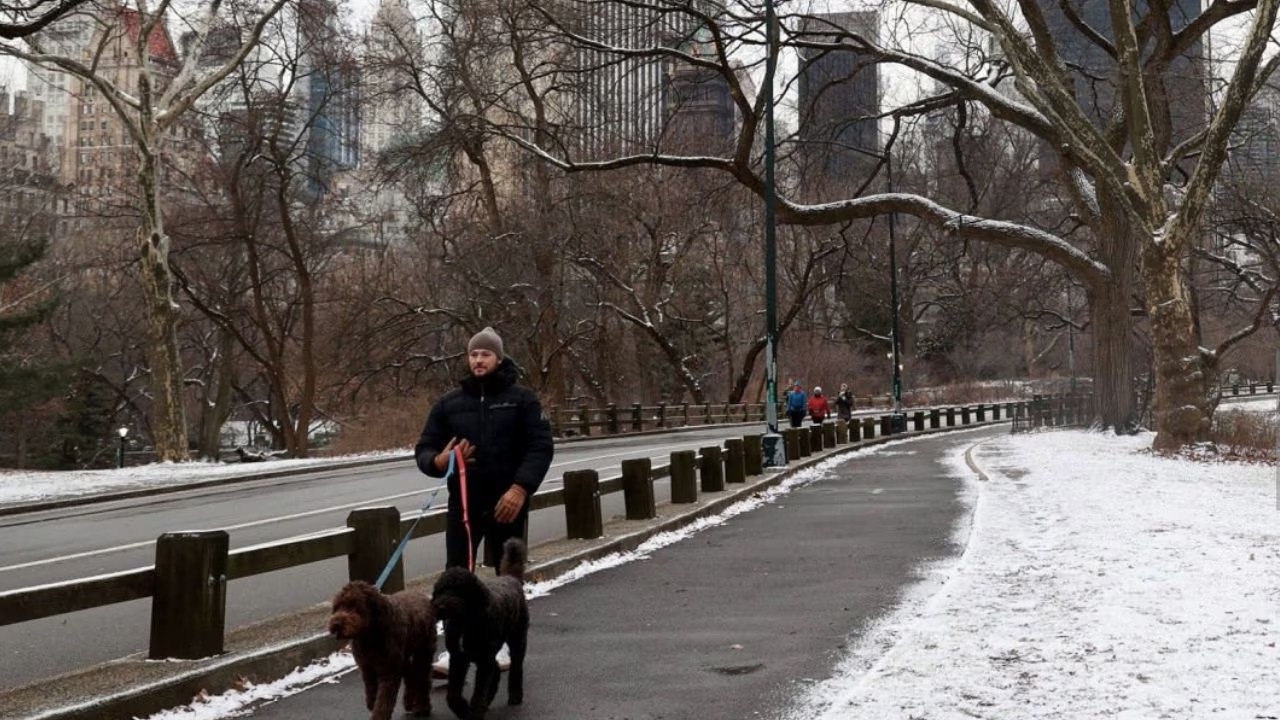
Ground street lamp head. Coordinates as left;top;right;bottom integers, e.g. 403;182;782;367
118;426;128;439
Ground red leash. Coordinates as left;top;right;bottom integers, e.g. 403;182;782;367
457;445;475;572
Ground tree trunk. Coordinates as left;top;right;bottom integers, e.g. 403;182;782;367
1143;243;1213;450
1085;200;1141;432
195;329;235;460
1087;278;1137;432
138;149;189;461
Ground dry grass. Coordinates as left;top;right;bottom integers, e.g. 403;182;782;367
1198;408;1278;463
318;393;432;456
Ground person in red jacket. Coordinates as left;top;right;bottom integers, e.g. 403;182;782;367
807;386;830;424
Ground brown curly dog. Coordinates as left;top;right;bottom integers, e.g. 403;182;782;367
328;580;437;719
432;538;529;720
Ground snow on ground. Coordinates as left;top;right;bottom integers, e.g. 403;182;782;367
0;450;408;507
786;430;1280;720
1224;396;1279;414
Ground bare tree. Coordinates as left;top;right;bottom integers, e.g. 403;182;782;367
0;0;96;39
487;0;1279;449
3;0;293;459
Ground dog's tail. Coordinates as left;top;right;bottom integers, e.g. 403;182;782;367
498;537;526;582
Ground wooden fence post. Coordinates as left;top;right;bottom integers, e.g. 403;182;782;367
702;403;712;424
783;428;801;461
699;446;725;492
621;458;655;519
835;420;849;444
564;470;603;539
150;530;229;659
913;411;925;431
578;405;591;437
861;417;876;440
808;420;829;448
977;404;986;422
822;422;836;447
743;434;763;476
670;450;698;503
929;408;940;429
346;506;403;590
631;403;643;432
879;415;892;436
961;406;971;424
657;402;667;428
682;403;691;426
946;407;956;426
798;426;811;456
991;404;1001;420
607;404;620;434
724;439;746;484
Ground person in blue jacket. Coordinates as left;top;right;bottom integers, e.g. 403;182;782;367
785;381;808;428
415;327;554;572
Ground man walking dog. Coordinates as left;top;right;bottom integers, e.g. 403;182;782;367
415;327;554;572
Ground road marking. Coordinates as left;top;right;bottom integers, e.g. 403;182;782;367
0;489;428;574
1;435;738;573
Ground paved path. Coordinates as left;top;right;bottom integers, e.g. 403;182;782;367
247;427;999;720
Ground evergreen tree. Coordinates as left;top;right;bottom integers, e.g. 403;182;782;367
0;236;66;465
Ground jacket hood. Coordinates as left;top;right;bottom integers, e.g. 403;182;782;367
459;357;519;395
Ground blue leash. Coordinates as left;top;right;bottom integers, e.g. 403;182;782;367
374;450;454;590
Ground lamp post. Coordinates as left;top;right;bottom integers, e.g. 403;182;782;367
846;143;906;430
117;426;128;469
759;0;786;466
886;153;904;426
1067;283;1077;395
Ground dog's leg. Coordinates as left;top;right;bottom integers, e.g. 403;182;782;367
404;649;433;716
370;676;402;720
445;650;470;719
469;657;500;720
360;663;378;711
507;632;526;706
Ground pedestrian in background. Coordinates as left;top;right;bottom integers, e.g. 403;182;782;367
785;381;808;428
835;383;854;421
808;386;830;424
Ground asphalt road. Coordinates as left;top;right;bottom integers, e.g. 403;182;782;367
0;425;784;690
245;426;1002;720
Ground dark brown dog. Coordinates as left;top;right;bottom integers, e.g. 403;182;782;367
328;580;437;719
432;538;529;720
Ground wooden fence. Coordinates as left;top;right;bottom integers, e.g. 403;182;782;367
0;396;1186;659
549;382;1272;438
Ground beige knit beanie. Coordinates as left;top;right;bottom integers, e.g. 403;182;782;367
467;326;504;358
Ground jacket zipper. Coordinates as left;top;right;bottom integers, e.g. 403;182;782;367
479;388;486;463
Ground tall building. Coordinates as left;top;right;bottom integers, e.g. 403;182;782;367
1226;82;1280;186
0;88;62;222
796;11;880;200
572;6;699;158
299;0;360;193
24;13;95;174
661;31;737;155
1036;0;1207;164
59;7;188;197
360;0;424;161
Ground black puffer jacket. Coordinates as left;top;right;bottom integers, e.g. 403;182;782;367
414;359;554;511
